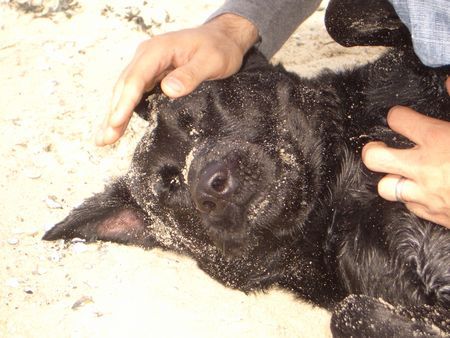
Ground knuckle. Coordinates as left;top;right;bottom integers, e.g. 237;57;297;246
208;47;228;63
136;40;151;54
205;51;224;71
136;35;165;55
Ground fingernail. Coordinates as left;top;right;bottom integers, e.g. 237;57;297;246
163;77;184;96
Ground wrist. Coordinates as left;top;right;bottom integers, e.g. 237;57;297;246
205;13;260;54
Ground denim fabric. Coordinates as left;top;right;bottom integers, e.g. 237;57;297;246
389;0;450;67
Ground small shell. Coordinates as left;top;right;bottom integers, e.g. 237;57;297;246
45;195;63;209
23;167;42;179
7;238;19;245
71;296;94;310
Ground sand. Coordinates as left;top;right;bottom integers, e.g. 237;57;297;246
0;1;385;337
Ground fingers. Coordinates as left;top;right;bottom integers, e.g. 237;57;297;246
160;49;238;98
108;47;228;133
110;45;168;126
377;174;450;228
362;141;413;178
162;61;208;98
110;78;145;127
96;44;166;146
387;76;450;139
386;106;427;144
97;36;215;146
161;76;186;97
386;106;446;145
96;122;129;146
378;174;420;203
363;77;450;228
96;75;141;146
96;17;252;146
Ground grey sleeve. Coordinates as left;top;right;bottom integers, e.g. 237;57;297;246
207;0;322;59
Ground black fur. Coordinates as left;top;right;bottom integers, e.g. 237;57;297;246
44;1;450;336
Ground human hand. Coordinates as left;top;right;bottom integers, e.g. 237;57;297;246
96;14;259;146
362;77;450;229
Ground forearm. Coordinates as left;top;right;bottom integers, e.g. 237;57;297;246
207;0;322;59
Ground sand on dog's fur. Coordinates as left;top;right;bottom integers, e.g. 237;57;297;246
0;1;384;337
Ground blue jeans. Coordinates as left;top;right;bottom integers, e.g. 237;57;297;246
390;0;450;67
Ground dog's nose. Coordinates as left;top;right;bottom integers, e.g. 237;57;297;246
193;161;238;214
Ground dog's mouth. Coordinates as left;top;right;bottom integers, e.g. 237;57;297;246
198;199;258;257
188;159;267;257
206;224;251;257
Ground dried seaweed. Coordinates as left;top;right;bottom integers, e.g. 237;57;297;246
8;0;81;19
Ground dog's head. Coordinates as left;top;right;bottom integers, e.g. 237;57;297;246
128;51;323;256
43;51;323;257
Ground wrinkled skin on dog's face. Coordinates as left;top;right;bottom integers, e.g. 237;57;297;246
127;66;321;256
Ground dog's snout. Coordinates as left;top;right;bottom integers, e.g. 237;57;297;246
193;161;238;214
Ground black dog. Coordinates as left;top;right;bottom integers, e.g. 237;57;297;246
44;1;450;336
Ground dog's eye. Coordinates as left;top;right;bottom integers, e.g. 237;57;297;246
158;165;181;193
177;110;194;131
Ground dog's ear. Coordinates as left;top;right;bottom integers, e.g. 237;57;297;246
42;180;154;247
133;86;170;122
325;0;411;47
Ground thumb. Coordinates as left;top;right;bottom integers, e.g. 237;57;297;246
446;76;450;95
161;53;227;98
